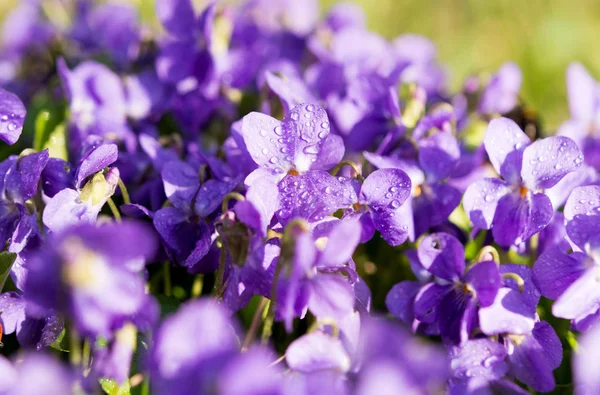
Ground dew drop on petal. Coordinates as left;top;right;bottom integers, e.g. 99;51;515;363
385;192;392;199
260;130;267;136
270;157;279;164
554;163;562;170
274;125;283;136
261;148;269;155
306;104;314;112
303;145;320;155
484;195;493;202
291;112;299;121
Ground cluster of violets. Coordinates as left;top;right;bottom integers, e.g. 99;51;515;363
1;0;600;394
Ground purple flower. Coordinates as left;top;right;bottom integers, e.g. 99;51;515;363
407;233;502;345
464;117;583;247
24;221;158;338
43;144;120;232
478;62;522;115
153;159;238;272
275;218;361;331
574;322;600;394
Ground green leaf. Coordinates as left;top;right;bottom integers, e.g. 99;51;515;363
33;111;52;152
50;327;69;352
100;378;131;395
0;252;17;293
43;123;68;161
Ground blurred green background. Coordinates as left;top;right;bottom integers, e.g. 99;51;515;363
2;0;600;129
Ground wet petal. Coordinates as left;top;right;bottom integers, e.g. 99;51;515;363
564;185;600;220
483;117;530;184
553;267;600;320
521;136;583;190
385;281;421;324
417;233;465;281
413;283;451;323
464;261;501;307
0;88;26;145
418;131;460;182
479;288;535;336
75;143;118;188
533;247;587;300
463;178;511;230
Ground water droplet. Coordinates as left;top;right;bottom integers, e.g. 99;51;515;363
579;199;587;204
7;122;16;131
0;115;7;121
318;131;328;139
306;104;314;112
389;200;401;209
260;130;267;136
291;112;299;121
484;195;493;202
385;192;392;199
554;163;562;170
321;121;329;129
274;125;283;135
389;186;398;193
325;187;332;194
280;147;289;154
304;112;311;119
538;156;546;162
270;157;279;164
261;148;269;155
303;145;320;155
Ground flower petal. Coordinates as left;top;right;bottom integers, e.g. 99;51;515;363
0;88;26;145
463;178;511;230
417;232;465;281
483;117;530;184
553;267;600;320
521;136;583;190
464;260;501;307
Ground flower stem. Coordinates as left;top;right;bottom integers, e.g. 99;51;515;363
117;178;131;205
242;297;269;350
107;198;122;222
69;327;82;366
163;262;172;297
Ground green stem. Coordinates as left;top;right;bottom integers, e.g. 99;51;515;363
163;262;172;297
221;192;245;213
242;297;269;350
117;178;131;205
69;327;82;366
214;246;227;296
106;198;122;222
330;160;364;181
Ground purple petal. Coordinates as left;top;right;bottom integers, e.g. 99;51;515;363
418;132;460;182
0;292;26;334
521;136;583;190
500;264;540;309
566;214;600;251
463;178;511;230
235;177;279;237
508;323;560;392
155;0;195;38
319;218;361;267
413;183;461;235
533;247;587;300
41;158;73;198
479;62;522;115
311;134;345;171
385;281;420;324
417;233;465;281
162;160;200;212
413;283;451;323
449;338;508;381
277;171;351;224
360;168;411;211
265;71;317;113
307;274;355;321
484;118;530;184
194;179;237;218
574;323;600;394
533;321;562;370
5;149;49;204
564;185;600;220
479;288;535;336
241;112;290;175
464;261;501;307
566;62;597;123
492;192;552;247
75;143;118;188
286;332;350;373
0;88;26;145
553;267;600;320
